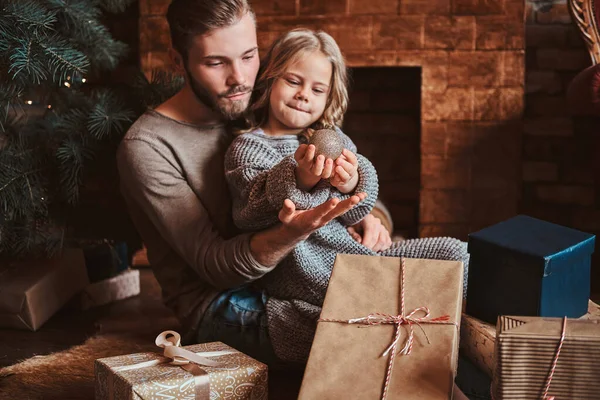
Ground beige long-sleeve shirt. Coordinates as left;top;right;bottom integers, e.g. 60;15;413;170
116;110;273;340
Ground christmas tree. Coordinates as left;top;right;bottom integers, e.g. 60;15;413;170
0;0;182;258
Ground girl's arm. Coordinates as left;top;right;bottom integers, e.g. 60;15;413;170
225;134;331;231
330;129;379;226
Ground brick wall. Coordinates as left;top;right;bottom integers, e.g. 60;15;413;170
139;0;526;240
345;67;421;238
523;0;591;223
522;0;599;291
522;2;592;221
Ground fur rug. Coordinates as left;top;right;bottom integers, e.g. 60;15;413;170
0;315;303;400
0;333;160;400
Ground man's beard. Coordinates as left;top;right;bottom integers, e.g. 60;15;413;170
184;66;251;121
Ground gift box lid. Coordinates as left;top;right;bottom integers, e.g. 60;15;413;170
468;215;595;276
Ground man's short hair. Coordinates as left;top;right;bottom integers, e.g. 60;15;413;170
166;0;255;62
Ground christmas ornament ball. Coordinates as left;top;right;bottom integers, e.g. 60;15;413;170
308;128;344;160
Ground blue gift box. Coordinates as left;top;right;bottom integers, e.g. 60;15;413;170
466;215;595;324
82;241;129;283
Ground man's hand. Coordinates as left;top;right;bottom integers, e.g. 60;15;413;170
250;193;368;268
347;213;393;252
279;192;367;241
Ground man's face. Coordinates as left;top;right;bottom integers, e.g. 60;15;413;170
183;12;259;120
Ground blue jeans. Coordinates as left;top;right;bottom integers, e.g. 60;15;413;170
195;286;289;370
196;287;491;399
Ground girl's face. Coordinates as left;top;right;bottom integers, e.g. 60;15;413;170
266;50;332;135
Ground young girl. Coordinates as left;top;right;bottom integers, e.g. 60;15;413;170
224;29;469;363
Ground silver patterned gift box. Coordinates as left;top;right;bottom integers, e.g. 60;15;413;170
95;334;268;400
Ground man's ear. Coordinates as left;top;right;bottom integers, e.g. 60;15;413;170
169;48;185;75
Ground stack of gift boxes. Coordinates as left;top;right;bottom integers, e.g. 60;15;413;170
463;215;600;399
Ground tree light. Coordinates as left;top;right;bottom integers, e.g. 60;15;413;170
64;82;71;88
81;78;86;83
26;100;33;105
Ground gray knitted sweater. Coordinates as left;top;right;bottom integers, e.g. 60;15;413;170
225;128;469;363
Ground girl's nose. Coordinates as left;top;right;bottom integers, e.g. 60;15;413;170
295;90;308;102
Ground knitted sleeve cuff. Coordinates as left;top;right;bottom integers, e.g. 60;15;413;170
334;154;379;226
266;155;331;210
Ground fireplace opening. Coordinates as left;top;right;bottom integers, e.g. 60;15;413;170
344;67;421;239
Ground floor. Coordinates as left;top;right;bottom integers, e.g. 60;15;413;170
0;268;303;399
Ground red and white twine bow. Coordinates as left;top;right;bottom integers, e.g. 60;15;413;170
341;308;451;357
317;258;457;400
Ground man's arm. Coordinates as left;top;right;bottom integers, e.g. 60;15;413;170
118;137;275;288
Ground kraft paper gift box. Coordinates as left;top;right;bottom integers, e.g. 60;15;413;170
467;215;595;324
95;331;268;400
76;268;140;310
460;299;600;377
298;255;464;400
0;248;89;331
492;316;600;399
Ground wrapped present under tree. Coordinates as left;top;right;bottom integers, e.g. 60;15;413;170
0;248;88;331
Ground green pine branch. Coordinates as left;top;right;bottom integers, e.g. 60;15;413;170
40;37;89;84
0;0;183;258
56;137;88;205
49;0;127;72
132;70;185;109
2;0;57;36
88;90;134;139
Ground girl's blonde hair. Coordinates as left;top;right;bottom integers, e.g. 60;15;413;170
247;28;349;131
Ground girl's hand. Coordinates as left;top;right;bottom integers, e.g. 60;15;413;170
330;149;359;194
294;144;335;191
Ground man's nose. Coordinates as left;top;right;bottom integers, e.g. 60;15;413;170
226;61;246;86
